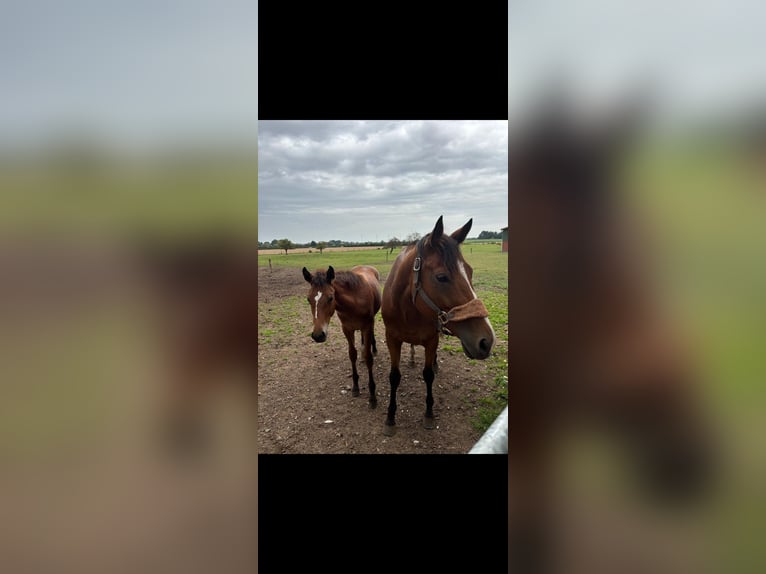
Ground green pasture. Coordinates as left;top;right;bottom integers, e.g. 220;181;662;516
0;160;259;239
260;243;509;431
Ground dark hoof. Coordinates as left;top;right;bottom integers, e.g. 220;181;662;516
383;423;397;436
368;399;378;409
423;416;436;429
352;388;360;397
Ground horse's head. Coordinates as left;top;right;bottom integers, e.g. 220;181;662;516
302;266;337;343
509;93;716;503
415;216;496;359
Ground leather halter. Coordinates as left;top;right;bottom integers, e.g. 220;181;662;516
411;237;489;335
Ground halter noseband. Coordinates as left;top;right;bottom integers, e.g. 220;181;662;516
411;237;489;335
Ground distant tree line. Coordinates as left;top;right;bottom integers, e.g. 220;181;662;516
258;229;503;253
476;230;502;239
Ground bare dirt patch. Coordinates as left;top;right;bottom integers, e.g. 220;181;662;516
257;266;498;454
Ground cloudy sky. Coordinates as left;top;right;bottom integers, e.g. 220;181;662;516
508;0;766;125
0;0;258;149
257;121;508;245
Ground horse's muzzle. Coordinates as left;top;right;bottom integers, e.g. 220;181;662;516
311;332;327;343
461;336;494;360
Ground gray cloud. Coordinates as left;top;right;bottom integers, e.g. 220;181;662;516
257;121;508;244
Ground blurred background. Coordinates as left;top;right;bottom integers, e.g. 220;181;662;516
509;1;766;572
0;2;257;573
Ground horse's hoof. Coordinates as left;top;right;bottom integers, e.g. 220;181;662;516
383;423;396;436
368;399;378;409
423;416;436;429
352;388;360;397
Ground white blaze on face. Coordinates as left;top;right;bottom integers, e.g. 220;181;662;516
457;261;478;299
458;260;496;347
313;291;322;319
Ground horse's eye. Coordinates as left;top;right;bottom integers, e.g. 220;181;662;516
436;274;449;283
327;295;334;302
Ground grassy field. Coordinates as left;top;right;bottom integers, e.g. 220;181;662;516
260;242;509;432
0;160;259;239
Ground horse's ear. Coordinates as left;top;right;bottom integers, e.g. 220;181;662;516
302;267;312;283
429;216;444;244
451;218;473;244
326;266;335;283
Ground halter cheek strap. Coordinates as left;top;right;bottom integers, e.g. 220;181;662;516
411;237;489;335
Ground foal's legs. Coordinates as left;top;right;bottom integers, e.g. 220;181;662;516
383;337;403;436
407;344;438;373
363;324;377;408
343;326;360;396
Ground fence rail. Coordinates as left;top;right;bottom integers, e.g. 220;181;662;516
468;406;507;454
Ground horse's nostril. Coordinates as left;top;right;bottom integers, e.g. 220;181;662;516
312;332;327;343
479;338;490;352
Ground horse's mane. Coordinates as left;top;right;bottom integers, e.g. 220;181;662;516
411;233;461;272
308;271;330;288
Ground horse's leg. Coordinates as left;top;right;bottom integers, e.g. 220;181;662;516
383;337;402;436
371;329;377;355
422;339;438;429
364;324;377;409
343;326;360;396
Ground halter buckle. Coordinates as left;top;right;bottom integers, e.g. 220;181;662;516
413;256;421;272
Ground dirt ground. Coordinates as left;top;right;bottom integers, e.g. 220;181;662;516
257;266;501;454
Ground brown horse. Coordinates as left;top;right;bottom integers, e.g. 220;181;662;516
138;236;258;457
381;216;496;435
302;264;382;407
509;98;716;572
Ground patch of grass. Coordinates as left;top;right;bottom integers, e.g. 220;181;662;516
261;248;395;275
472;368;508;434
259;295;307;347
440;342;461;355
0;161;259;237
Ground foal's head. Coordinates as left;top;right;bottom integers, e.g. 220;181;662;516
302;266;337;343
